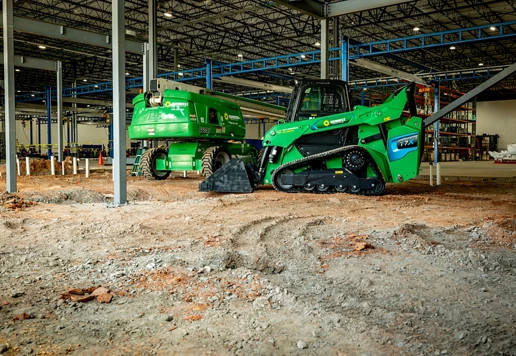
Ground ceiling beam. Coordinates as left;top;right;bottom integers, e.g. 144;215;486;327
0;53;56;71
216;76;293;93
274;0;414;18
273;0;324;19
325;0;415;17
353;58;427;85
0;13;144;54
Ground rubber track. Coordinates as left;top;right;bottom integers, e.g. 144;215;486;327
271;145;385;195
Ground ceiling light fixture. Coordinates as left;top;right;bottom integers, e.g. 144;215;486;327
301;54;306;59
314;42;321;47
83;79;87;82
38;45;46;49
413;26;420;32
164;11;173;18
479;63;484;66
237;54;243;58
450;45;456;50
490;26;496;31
15;68;20;72
125;72;129;76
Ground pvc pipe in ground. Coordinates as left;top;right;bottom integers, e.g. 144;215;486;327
429;163;433;186
51;156;55;176
183;170;187;178
73;157;78;175
16;157;20;176
26;157;30;176
61;161;65;175
85;159;89;178
436;162;441;186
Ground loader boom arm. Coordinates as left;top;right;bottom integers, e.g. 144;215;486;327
423;62;516;128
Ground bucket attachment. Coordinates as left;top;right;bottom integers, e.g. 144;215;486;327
199;159;260;193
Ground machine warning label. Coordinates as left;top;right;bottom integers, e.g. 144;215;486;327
147;128;155;136
199;127;210;134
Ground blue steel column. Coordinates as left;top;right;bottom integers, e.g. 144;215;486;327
361;90;365;106
433;82;440;165
341;36;349;82
113;0;127;205
56;60;64;162
46;86;52;159
3;0;16;192
205;59;213;89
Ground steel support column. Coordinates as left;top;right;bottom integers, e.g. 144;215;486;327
148;0;157;83
143;42;150;92
433;83;440;165
174;48;179;71
113;0;127;205
29;119;33;145
37;118;41;153
320;18;329;79
46;86;52;159
341;36;349;82
206;59;213;89
57;61;63;162
3;0;15;192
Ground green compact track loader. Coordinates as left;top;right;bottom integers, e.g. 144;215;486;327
128;79;286;179
199;63;516;195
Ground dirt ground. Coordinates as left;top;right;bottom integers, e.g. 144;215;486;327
0;171;515;355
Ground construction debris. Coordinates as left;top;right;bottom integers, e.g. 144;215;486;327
0;192;36;210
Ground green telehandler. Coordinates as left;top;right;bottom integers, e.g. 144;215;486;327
199;63;516;195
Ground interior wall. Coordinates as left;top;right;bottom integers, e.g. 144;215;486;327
477;100;516;150
14;119;134;151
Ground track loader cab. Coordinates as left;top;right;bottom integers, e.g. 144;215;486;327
286;80;351;122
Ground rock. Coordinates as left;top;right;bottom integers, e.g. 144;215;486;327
165;315;174;322
252;296;269;309
21;347;33;355
297;340;308;349
11;291;24;298
56;299;65;308
0;343;7;353
96;293;113;303
91;287;110;296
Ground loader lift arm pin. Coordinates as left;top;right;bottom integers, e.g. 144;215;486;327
423;62;516;128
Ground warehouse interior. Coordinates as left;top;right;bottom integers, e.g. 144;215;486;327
0;1;515;355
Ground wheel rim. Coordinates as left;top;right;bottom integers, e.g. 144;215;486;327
345;150;365;171
214;151;231;170
350;185;361;193
317;184;329;192
335;185;348;192
151;152;169;177
304;183;315;191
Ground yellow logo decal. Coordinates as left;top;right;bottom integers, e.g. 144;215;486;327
335;170;343;174
323;120;330;127
165;101;171;108
383;117;391;121
224;113;229;120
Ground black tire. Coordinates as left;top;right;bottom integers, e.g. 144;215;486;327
141;148;171;180
201;146;231;177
